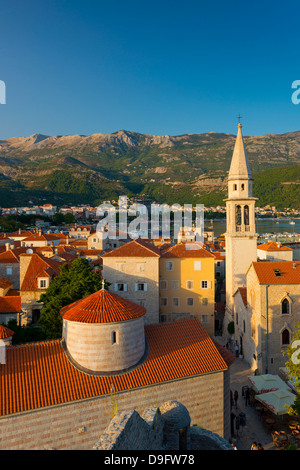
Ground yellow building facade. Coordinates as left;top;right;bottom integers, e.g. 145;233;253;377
159;243;216;335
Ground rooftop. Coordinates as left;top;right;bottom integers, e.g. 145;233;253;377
0;317;234;417
252;261;300;284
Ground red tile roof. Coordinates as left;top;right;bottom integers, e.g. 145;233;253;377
102;239;161;258
0;248;30;264
0;325;14;340
0;276;13;290
0;317;232;416
252;261;300;285
161;242;215;258
0;296;21;313
257;242;293;252
60;289;146;323
234;287;247;307
20;253;62;291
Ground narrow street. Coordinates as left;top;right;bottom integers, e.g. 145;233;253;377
228;356;275;450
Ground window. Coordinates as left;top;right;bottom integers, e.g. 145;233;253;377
243;320;246;333
172;280;180;290
236;205;242;226
116;263;125;272
114;283;127;292
202;297;209;306
172;297;180;307
186;280;194;289
92;238;98;243
241;184;245;191
166;261;173;271
187;297;194;306
137;263;145;273
201;280;211;289
194;261;202;271
160;314;168;323
201;314;209;324
160;298;168;307
282;329;290;345
39;279;47;289
135;283;147;292
281;298;290;314
160;280;168;290
233;184;237;191
112;331;117;344
244;205;249;226
138;299;146;307
6;267;12;276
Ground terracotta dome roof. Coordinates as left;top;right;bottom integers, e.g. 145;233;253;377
60;289;146;324
0;325;14;340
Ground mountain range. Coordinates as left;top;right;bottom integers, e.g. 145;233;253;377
0;129;299;208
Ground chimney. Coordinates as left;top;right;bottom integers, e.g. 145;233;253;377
5;243;10;251
18;228;21;235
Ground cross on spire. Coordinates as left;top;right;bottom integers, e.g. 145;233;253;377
237;113;243;124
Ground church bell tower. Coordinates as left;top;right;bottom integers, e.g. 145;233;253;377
225;122;258;316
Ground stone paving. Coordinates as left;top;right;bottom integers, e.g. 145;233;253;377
228;355;275;450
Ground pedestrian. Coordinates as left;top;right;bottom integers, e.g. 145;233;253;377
235;344;239;358
245;387;250;406
257;443;264;450
234;390;238;408
251;442;258;450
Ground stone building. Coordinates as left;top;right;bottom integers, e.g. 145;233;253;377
102;238;161;325
0;287;234;450
257;241;293;262
233;260;300;374
19;252;62;324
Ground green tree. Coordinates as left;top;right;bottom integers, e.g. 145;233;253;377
283;322;300;416
64;212;75;224
37;258;106;339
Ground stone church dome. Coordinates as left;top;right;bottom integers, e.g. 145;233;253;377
60;288;147;375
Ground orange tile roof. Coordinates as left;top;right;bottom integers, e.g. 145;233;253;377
0;317;233;417
60;289;146;323
0;296;21;313
234;287;247;307
161;242;215;258
252;261;300;285
0;325;14;340
257;241;293;252
20;253;62;291
0;276;13;289
0;248;30;264
22;233;58;242
102;239;161;258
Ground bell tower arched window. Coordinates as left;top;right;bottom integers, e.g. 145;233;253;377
282;298;290;315
282;329;290;345
236;205;242;226
244;205;249;226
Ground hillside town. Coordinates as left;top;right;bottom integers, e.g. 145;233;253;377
0;123;299;451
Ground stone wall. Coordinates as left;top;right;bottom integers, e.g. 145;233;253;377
0;370;230;450
93;404;233;451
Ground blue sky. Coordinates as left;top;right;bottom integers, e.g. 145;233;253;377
0;0;300;139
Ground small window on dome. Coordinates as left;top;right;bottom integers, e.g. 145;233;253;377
112;331;117;344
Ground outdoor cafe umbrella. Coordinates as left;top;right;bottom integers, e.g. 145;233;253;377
255;389;296;416
248;374;290;394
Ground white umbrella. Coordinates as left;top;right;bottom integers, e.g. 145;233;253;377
248;374;290;394
255;389;296;416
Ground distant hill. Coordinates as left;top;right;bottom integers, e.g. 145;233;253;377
0;129;299;208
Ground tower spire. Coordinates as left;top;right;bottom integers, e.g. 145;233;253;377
228;122;252;181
